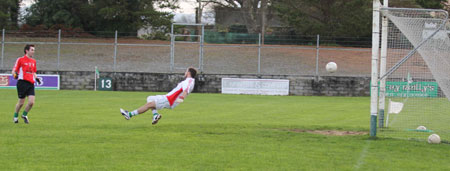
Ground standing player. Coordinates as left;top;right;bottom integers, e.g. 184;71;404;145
12;44;41;124
120;67;197;125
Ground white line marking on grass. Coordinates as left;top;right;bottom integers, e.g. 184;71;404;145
354;140;371;170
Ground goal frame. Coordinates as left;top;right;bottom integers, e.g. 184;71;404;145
370;0;449;137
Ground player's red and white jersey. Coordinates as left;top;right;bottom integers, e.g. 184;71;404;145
165;78;195;106
13;55;36;84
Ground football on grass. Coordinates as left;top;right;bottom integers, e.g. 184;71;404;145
417;126;427;130
428;134;441;144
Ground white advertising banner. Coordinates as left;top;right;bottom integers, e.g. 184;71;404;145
222;78;289;95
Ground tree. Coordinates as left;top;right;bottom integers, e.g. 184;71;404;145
210;0;272;34
24;0;88;29
387;0;447;8
0;0;21;29
91;0;175;33
388;0;420;8
415;0;446;9
273;0;372;37
23;0;179;34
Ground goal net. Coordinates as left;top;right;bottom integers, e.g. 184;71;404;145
378;7;450;143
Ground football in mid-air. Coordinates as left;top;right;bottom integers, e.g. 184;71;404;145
326;62;337;73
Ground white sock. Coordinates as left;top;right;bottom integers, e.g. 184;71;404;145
152;109;158;115
130;110;139;116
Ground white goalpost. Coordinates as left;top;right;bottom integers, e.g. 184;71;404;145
170;23;205;72
378;0;389;129
370;0;381;137
372;0;450;142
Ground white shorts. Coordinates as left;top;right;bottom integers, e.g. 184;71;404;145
147;95;179;110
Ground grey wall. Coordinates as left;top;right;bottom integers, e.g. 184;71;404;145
1;70;371;96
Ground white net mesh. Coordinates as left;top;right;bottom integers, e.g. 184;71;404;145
379;8;450;142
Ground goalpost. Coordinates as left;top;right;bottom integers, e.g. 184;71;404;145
170;23;205;72
371;0;450;142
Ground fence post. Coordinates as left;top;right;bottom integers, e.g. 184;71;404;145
170;23;174;72
198;35;202;71
170;34;174;72
1;29;4;70
200;25;204;72
258;33;261;74
114;30;118;72
57;29;61;71
315;34;320;78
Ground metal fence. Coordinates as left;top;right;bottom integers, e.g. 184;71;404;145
0;29;372;76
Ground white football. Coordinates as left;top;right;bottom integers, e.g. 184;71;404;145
417;126;427;130
428;134;441;144
326;62;337;73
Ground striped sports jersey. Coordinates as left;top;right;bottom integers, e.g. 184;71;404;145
13;55;37;84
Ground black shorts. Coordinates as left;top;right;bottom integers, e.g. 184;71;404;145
17;80;35;99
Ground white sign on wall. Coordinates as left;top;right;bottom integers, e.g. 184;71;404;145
221;78;289;95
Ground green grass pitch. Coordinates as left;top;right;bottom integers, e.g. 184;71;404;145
1;90;449;170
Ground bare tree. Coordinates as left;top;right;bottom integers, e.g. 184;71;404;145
208;0;271;34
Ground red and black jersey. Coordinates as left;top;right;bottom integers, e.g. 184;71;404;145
13;55;37;84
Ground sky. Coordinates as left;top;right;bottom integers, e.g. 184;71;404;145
177;0;200;14
21;0;34;7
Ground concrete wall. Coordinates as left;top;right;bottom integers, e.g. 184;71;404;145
0;70;371;96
